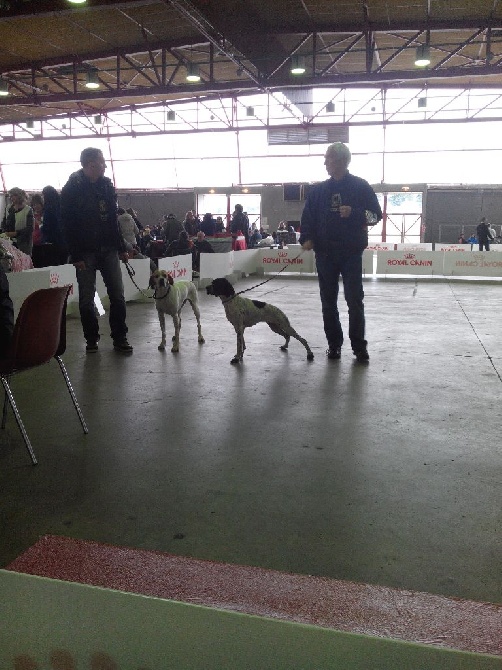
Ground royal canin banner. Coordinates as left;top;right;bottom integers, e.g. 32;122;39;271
376;251;443;275
158;255;192;281
259;248;314;273
443;251;502;276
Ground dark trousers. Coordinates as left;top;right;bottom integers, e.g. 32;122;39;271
315;249;366;351
76;248;127;344
479;241;490;251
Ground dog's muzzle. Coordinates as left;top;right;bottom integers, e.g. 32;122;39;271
206;284;215;296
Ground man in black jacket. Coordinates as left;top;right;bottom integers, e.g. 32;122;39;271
61;147;132;353
300;142;381;362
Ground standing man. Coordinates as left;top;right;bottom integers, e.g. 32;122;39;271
300;142;381;362
61;147;133;353
477;217;494;251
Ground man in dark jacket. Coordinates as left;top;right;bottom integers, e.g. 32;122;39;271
61;147;132;354
0;264;14;358
300;142;381;362
476;217;494;252
230;204;250;247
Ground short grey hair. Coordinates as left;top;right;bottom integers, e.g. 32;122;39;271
80;147;103;167
326;142;351;164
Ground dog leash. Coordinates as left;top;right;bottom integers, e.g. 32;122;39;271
124;261;155;299
226;248;306;301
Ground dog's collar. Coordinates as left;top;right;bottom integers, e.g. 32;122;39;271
153;285;171;300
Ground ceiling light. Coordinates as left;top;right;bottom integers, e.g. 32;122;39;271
0;80;9;97
418;97;427;108
85;70;100;89
166;110;175;121
246;106;254;117
290;55;306;75
94;114;102;125
186;63;201;83
325;101;335;113
415;44;431;67
26;119;34;129
67;0;87;4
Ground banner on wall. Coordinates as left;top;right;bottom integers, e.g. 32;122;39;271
259;248;314;273
395;243;433;251
366;243;395;251
443;251;502;276
376;251;443;275
158;255;192;281
436;244;469;252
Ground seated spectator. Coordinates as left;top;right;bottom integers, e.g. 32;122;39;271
165;230;194;257
200;212;216;237
458;234;466;244
2;188;34;256
249;228;262;248
192;231;215;272
118;207;139;251
139;226;153;255
42;185;68;265
0;264;14;358
215;216;225;233
31;194;44;248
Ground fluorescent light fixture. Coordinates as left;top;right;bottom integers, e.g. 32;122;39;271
94;114;102;125
0;80;9;97
186;63;201;82
26;119;34;129
415;44;431;67
67;0;87;3
418;97;427;108
326;101;335;113
85;70;100;89
246;106;254;116
290;54;306;75
166;110;175;121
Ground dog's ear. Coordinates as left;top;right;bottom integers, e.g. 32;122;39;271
167;273;174;286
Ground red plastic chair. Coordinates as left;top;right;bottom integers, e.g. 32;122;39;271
0;286;88;465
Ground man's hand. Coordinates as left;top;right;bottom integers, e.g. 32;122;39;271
301;240;313;251
73;261;86;271
339;205;352;218
119;252;129;263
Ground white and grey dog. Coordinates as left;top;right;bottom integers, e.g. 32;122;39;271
149;269;205;352
206;277;314;364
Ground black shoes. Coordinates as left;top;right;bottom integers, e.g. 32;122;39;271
113;338;133;353
353;347;369;362
326;347;341;359
86;342;99;353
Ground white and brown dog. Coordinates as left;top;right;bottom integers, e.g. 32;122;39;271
149;270;204;352
206;277;314;364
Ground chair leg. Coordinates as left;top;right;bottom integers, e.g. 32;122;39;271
0;376;38;466
55;356;89;434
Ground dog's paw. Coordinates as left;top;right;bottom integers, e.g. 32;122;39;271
198;336;205;344
307;352;314;361
230;357;240;364
171;346;179;353
280;344;288;352
158;344;166;351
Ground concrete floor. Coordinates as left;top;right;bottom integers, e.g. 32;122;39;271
0;275;500;604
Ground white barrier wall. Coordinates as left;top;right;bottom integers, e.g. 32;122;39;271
436;244;470;252
376;251;444;275
200;250;234;279
1;571;498;670
443;250;502;276
362;249;374;275
232;249;261;274
367;243;395;251
7;265;78;317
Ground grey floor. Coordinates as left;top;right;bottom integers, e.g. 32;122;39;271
0;276;501;604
